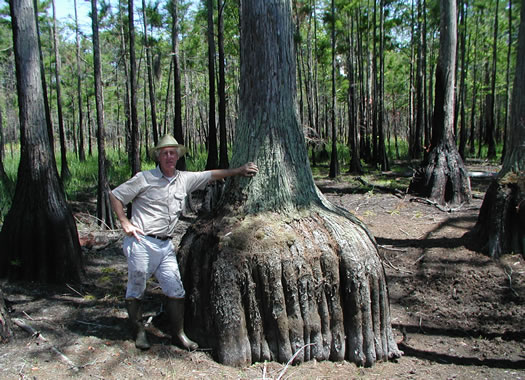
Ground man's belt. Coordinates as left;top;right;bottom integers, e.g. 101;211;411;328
146;234;171;241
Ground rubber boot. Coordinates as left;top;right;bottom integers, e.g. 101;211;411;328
166;298;198;350
125;299;151;350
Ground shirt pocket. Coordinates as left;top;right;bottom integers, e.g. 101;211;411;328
172;192;186;215
143;186;167;202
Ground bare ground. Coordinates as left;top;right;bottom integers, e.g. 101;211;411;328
1;162;524;380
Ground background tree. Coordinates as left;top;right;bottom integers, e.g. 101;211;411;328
51;0;70;180
141;0;159;146
468;0;525;258
218;0;229;169
409;0;471;206
73;0;86;162
328;0;339;178
178;0;401;367
91;0;115;229
205;0;218;170
0;0;83;282
171;0;186;170
128;0;140;174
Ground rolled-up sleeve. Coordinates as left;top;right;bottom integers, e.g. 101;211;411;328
112;173;146;205
181;171;213;193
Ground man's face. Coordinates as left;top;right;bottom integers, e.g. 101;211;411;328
158;147;179;173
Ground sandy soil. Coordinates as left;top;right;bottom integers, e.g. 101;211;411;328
1;162;524;380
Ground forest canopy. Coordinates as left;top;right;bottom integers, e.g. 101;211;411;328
0;0;520;213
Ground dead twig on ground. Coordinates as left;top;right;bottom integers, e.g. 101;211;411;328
409;197;467;212
275;344;315;380
66;283;84;297
13;318;79;372
378;246;414;274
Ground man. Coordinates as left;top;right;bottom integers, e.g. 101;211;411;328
110;134;258;350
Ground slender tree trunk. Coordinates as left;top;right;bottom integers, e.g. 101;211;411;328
128;0;141;175
179;0;401;367
329;0;339;178
52;0;70;181
485;0;499;159
142;0;159;147
33;0;55;159
458;0;469;159
170;0;186;170
501;0;513;162
0;0;83;282
118;0;132;161
218;0;229;169
469;15;480;155
347;15;362;174
74;0;85;161
91;0;115;229
409;0;471;205
205;0;218;170
378;0;389;171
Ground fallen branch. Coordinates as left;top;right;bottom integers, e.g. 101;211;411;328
409;197;466;212
378;245;414;274
13;318;79;372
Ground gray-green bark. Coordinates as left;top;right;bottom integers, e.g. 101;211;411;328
178;0;401;367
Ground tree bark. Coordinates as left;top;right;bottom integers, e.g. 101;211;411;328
0;0;83;283
205;0;218;170
485;0;499;160
142;0;159;147
346;15;362;174
328;0;339;178
171;0;186;170
0;288;13;344
91;0;115;230
409;0;471;206
52;0;70;181
218;0;229;169
128;0;141;175
468;0;525;258
178;0;401;367
74;0;86;162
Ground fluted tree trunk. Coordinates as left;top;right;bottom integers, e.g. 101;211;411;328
178;0;401;367
0;0;83;283
409;0;471;206
467;0;525;259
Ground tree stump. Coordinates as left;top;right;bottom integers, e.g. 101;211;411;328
467;172;525;259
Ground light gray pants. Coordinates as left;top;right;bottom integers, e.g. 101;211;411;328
123;235;185;299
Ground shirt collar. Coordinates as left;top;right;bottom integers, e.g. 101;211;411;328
153;166;179;182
